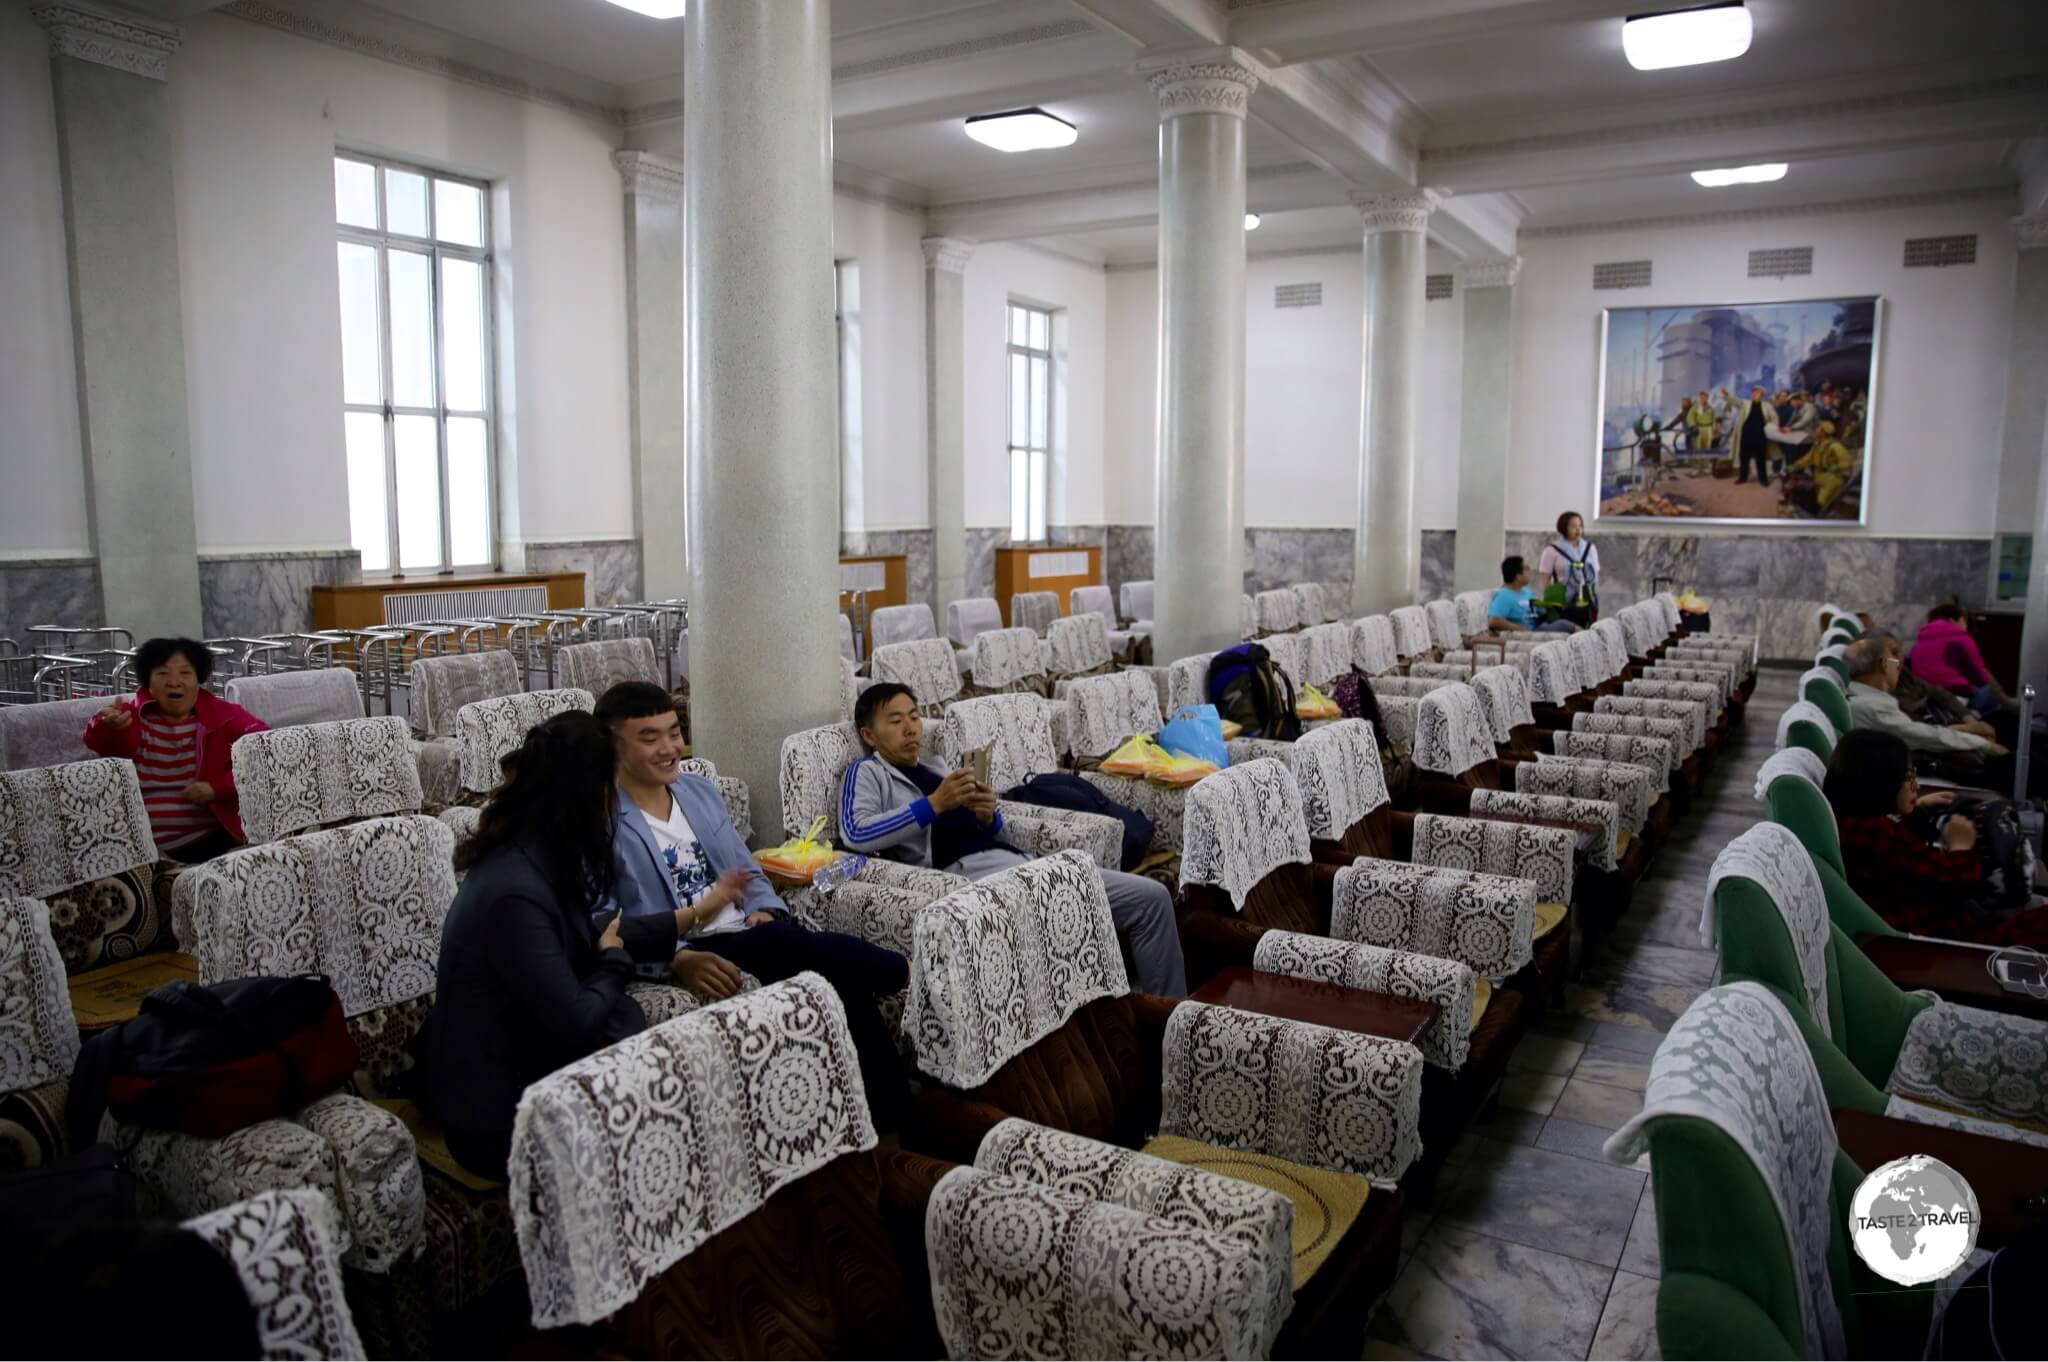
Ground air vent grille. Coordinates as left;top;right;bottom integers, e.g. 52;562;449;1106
1425;273;1454;301
1748;246;1813;278
1903;234;1977;268
1592;259;1652;290
1274;282;1322;309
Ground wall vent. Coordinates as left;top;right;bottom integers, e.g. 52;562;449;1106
1274;281;1322;309
1903;234;1977;268
1592;259;1652;290
1425;273;1454;301
1748;246;1813;279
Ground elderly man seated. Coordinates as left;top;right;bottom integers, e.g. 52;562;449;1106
1874;632;1993;738
1842;636;2024;793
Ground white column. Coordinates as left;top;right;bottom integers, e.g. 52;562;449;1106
1141;49;1262;661
2015;215;2048;690
615;150;687;600
1350;191;1437;616
923;236;974;618
1452;255;1520;594
685;0;838;840
36;2;204;636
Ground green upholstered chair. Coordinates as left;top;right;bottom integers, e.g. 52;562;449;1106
1760;774;1897;939
1776;701;1837;764
1817;652;1851;684
1800;675;1853;741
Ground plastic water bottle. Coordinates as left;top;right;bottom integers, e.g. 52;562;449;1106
812;853;868;897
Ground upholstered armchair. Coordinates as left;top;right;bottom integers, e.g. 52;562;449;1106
556;636;659;695
1008;590;1060;639
1389;606;1433;664
1574;710;1699;800
1300;621;1355;692
960;625;1047;699
1069;584;1142;663
1062;671;1189;852
452;687;594;798
1407;661;1475;682
1410;682;1511;805
1258;631;1309;697
1045;612;1117;687
869;602;938;649
1251;588;1299;637
1163;650;1217;713
1351;615;1400;677
673;756;753;844
1597;694;1709;762
940;694;1122;871
0;694;104;772
1285;581;1327;629
231;716;425;848
1454;590;1493;639
406;650;523;806
1409;811;1575;995
868;636;963;717
1423;599;1463;652
184;1189;367;1358
221;666;366;728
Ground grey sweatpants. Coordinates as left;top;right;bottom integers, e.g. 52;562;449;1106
951;850;1187;998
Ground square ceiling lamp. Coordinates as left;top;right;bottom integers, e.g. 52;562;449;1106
964;108;1078;153
1623;1;1751;70
1691;162;1787;187
601;0;685;17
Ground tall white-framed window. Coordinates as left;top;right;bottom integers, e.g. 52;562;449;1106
333;153;495;575
1006;301;1052;543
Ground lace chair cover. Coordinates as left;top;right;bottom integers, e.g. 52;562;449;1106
946;597;1004;648
1673;641;1755;673
1518;756;1650;836
1701;824;1832;1039
1595;696;1704;754
837;613;856;663
870;602;936;648
1424;600;1463;651
185;1190;367;1361
837;655;861;720
1283;720;1390;841
409;651;521;739
1550;731;1675;793
1412;683;1497;778
1407;662;1473;682
1120;580;1154;625
1047;613;1114;677
1167;652;1218;713
1887;1002;2048;1129
869;637;963;713
1526;642;1579;705
1753;747;1828;801
943;693;1059;792
222;668;366;729
777;723;864;837
1329;858;1536;983
1646;664;1732;708
1260;632;1308;690
1471;788;1620;872
233;718;424;846
1069;584;1116;630
1468;666;1536;744
1413;811;1575;910
1178;759;1312;910
1774;700;1838;753
1251;589;1298;636
1591;619;1629;675
1574;712;1689;765
1625;679;1721;727
1377;695;1419;750
1010;591;1060;637
1615;607;1653;659
1301;622;1353;689
969;627;1048;692
1279;583;1321;632
926;1166;1277;1362
1454;591;1492;637
674;758;753;844
906;852;1129;1089
0;695;104;772
1653;592;1681;631
557;638;659;695
1352;617;1399;675
0;758;157;899
509;974;879;1328
1796;666;1844;701
1603;983;1845;1360
1160;1000;1423;1181
791;874;961;959
1;896;80;1092
1389;606;1432;660
1064;670;1162;760
1255;929;1476;1071
1373;675;1453;699
455;688;595;795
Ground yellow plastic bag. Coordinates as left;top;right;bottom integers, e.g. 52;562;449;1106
1147;751;1218;788
755;815;841;886
1099;734;1170;778
1218;719;1243;741
1676;589;1711;614
1296;684;1340;721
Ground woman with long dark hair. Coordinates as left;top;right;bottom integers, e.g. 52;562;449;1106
422;711;692;1182
1822;728;2048;948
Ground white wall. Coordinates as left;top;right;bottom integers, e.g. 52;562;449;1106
833;191;927;533
1508;201;2018;536
1102;266;1157;525
1418;245;1466;530
0;0;91;558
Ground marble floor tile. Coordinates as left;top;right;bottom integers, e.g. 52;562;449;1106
1363;1341;1439;1361
1509;1033;1586;1076
1401;1211;1435;1272
1472;1106;1549;1147
1565;976;1705;1033
1552;1077;1646;1131
1589;1020;1667;1056
1537;1115;1646;1170
1435;1142;1645;1266
1575;1048;1653;1093
1582;941;1719;990
1537;1015;1599;1042
1498;1070;1569;1115
1589;1270;1662;1360
1370;1224;1613;1362
1619;1185;1662;1278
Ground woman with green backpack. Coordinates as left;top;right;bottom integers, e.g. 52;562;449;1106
1537;510;1600;626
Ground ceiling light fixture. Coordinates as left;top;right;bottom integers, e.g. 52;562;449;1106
1622;1;1751;71
1244;213;1262;231
1690;162;1787;187
963;108;1078;153
600;0;685;17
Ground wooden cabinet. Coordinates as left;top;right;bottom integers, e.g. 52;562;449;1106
839;554;907;616
1969;609;2022;692
311;572;586;631
995;545;1102;625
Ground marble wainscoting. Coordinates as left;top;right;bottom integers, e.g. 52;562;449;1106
964;528;1007;601
841;529;935;611
1420;530;1456;601
523;539;643;606
0;557;103;640
197;551;362;639
1105;524;1153;600
1245;528;1354;606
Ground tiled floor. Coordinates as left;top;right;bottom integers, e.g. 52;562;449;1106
1366;668;1798;1361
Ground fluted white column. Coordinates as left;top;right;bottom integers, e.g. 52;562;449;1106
923;236;974;619
1350;191;1437;615
685;0;838;840
1141;49;1262;661
2014;214;2048;690
615;150;687;599
1452;255;1520;594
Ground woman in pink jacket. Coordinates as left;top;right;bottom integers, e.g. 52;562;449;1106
1907;604;2011;718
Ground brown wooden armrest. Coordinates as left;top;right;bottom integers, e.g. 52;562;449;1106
1855;934;2048;1021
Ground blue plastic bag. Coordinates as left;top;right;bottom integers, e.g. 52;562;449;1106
1157;704;1229;768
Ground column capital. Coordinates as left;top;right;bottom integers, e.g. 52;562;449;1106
1352;189;1439;235
1136;46;1265;120
2015;212;2048;250
1461;255;1523;289
612;149;684;201
921;236;977;273
33;1;179;81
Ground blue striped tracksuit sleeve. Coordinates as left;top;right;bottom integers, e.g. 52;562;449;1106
838;756;933;854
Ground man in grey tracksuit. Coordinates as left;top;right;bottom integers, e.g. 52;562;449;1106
842;682;1186;997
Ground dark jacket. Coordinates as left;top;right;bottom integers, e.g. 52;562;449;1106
83;689;267;842
421;840;678;1148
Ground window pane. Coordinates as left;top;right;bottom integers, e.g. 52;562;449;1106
385;168;428;237
447;417;490;565
1010;449;1028;542
393;414;442;570
441;258;485;412
1028;308;1049;351
345;411;390;573
1008;305;1028;347
1030;355;1049;449
335;158;377;229
387;249;435;408
1029;448;1047;542
434;178;483;248
336;243;382;405
1009;352;1029;447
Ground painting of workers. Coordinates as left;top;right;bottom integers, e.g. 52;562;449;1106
1594;297;1879;523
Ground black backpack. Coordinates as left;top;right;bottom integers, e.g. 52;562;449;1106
1001;772;1155;871
1206;643;1301;741
1969;798;2036;909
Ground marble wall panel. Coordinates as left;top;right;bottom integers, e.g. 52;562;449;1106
197;551;362;638
1690;537;1766;597
1820;539;1897;606
965;528;1007;601
853;529;935;611
525;540;642;606
1105;524;1154;599
1420;531;1455;601
1757;596;1828;662
0;558;103;641
1894;538;1991;608
1754;537;1827;601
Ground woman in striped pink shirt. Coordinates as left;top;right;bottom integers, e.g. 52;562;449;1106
84;637;268;861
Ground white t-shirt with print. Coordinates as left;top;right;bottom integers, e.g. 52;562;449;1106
641;796;746;937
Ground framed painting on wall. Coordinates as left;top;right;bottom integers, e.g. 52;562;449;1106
1594;296;1880;524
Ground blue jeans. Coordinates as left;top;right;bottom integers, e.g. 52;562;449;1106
1968;683;2003;717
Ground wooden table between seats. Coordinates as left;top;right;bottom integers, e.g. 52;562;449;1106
1190;966;1439;1045
1856;934;2048;1021
1832;1108;2048;1249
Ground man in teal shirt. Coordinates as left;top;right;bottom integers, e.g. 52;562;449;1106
1488;556;1579;634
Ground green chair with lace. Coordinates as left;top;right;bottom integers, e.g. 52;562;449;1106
1800;675;1853;742
1760;771;1896;939
1775;703;1836;765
